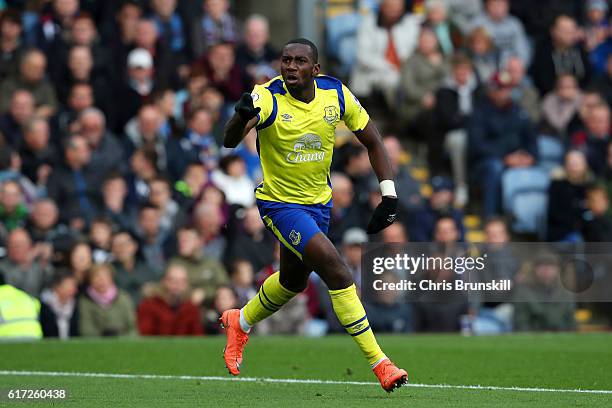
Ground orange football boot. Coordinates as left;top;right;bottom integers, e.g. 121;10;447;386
373;359;408;392
219;309;249;376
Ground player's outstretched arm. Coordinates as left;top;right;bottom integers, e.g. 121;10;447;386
224;93;260;148
354;120;398;234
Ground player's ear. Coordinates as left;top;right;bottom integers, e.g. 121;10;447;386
312;63;320;76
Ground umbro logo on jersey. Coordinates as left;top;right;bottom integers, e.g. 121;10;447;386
281;113;293;122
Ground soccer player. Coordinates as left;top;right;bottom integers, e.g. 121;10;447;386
221;38;407;392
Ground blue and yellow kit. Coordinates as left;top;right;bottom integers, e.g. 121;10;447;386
250;75;370;257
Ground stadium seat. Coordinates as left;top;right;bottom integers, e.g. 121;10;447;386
502;167;551;237
537;135;565;173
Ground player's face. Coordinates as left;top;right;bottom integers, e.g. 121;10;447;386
280;44;320;89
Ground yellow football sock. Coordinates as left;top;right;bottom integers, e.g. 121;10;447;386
242;271;297;326
329;284;386;366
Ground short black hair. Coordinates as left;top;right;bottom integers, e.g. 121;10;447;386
284;38;318;63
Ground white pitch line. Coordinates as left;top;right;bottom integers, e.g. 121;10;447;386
1;370;611;395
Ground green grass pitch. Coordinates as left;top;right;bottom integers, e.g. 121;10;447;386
1;333;611;407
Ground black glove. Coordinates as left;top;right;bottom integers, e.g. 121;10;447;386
235;93;261;121
367;196;398;234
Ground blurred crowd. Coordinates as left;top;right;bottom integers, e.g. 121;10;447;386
0;0;611;340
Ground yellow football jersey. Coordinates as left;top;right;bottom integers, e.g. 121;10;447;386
251;75;370;205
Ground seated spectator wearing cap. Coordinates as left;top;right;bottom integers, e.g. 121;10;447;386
137;263;203;336
39;270;79;338
530;14;591;95
547;150;592;242
79;263;136;337
412;176;465;242
432;53;484;206
570;103;611;176
468;70;537;217
191;0;239;59
0;49;58;119
469;0;530;66
512;254;575;332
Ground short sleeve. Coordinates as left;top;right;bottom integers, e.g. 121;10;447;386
342;84;370;132
251;84;273;127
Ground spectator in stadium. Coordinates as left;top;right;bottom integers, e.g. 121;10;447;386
0;228;53;296
328;172;364;245
0;49;58;118
432;53;483;206
423;0;463;56
340;227;368;290
191;0;239;59
39;269;79;338
108;0;143;77
547;150;591;242
530;14;592;95
147;176;183;234
412;176;465;242
166;108;218;180
114;48;157;133
540;74;583;138
235;14;279;86
50;82;95;145
469;0;530;65
400;27;448;130
203;285;238;334
211;155;255;207
137;263;203;336
132;18;180;89
198;42;245;102
46;134;100;228
582;184;612;242
77;108;125;179
79;263;136;337
591;54;612;108
505;56;540;124
25;198;72;255
149;0;188;58
170;225;229;307
173;162;207;212
570;103;611;176
193;201;227;262
0;179;28;233
583;0;609;56
111;230;159;305
0;9;25;82
0;89;34;147
18;116;58;185
364;272;413;333
89;218;113;264
34;0;80;53
0;147;40;204
350;0;420;106
567;88;606;136
67;241;93;288
228;259;256;308
175;67;209;121
234;128;262;182
513;253;575;331
225;206;275;272
101;173;133;231
336;143;372;210
152;88;180;141
124;105;168;172
134;203;174;276
381;220;409;244
445;0;483;35
472;217;519;334
465;26;500;85
468;70;537;217
126;148;158;208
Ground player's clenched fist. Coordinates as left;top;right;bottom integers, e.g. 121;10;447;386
235;93;261;121
367;196;398;234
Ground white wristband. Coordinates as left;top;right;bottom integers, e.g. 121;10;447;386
380;180;396;197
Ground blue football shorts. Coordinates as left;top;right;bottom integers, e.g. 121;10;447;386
256;198;331;259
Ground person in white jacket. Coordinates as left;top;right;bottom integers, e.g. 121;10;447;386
350;0;420;105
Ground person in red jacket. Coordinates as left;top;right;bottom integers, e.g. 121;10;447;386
137;263;203;336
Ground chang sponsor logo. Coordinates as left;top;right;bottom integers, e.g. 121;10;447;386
286;134;325;163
